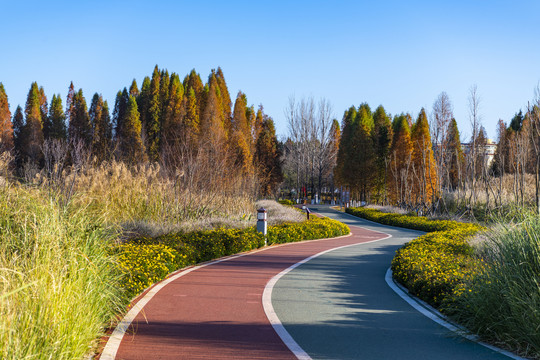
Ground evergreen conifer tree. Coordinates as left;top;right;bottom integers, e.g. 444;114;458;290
12;106;24;167
68;89;92;148
23;82;45;164
445;118;464;189
65;82;75;126
129;79;139;98
47;94;67;140
146;65;162;162
113;89;130;145
372;105;393;201
137;76;151;133
161;73;184;159
119;96;146;164
90;94;112;160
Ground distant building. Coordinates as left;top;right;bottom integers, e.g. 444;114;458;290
461;139;497;166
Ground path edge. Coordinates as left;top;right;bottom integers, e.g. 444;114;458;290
384;268;526;360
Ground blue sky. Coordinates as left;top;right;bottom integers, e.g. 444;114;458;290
2;0;540;140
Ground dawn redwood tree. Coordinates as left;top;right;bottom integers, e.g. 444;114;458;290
39;87;48;138
69;89;92;148
184;69;204;120
445;118;464;190
388;114;413;206
23;82;45;165
255;116;282;196
231;91;253;175
118;96;146;164
200;78;227;158
372;105;393;202
89;93;112;161
216;67;232;130
352;103;375;202
411;108;438;207
0;83;13;152
65;82;75;126
183;88;200;143
146;66;162;162
161;73;185;163
12;106;24;167
129;79;139;98
47;94;67;140
137;76;151;134
112;88;129;147
335;106;357;190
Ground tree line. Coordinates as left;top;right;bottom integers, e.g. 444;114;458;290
0;66;283;196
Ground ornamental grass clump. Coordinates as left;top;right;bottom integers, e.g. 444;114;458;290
0;185;123;360
446;216;540;359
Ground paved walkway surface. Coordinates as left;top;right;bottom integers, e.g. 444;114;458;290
109;215;388;359
106;206;512;359
272;205;510;359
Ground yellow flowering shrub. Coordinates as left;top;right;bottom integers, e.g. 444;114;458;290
116;217;350;299
267;217;350;244
116;243;181;296
347;207;485;309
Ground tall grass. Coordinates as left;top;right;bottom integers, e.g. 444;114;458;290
0;184;124;359
0;158;298;358
446;215;540;358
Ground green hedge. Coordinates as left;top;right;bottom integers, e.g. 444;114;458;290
278;199;294;206
346;207;485;308
117;217;350;298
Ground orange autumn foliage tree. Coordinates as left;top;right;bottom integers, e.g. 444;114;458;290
411;108;438;206
387;114;413;205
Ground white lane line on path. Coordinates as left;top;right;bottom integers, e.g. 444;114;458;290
101;230;355;360
385;268;526;360
263;231;392;360
101;244;286;360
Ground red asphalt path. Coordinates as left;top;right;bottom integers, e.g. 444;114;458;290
108;227;387;359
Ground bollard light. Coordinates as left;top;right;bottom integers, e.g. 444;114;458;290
257;208;268;243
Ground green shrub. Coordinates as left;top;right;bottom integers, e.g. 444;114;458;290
347;206;484;308
117;217;349;299
278;199;294;206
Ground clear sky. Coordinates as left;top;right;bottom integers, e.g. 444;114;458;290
2;0;540;141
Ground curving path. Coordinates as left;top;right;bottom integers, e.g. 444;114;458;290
272;206;512;359
102;206;515;359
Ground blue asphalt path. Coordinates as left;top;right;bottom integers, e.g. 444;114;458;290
272;205;511;360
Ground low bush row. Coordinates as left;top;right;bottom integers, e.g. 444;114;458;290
277;199;294;206
117;217;350;298
346;207;484;308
